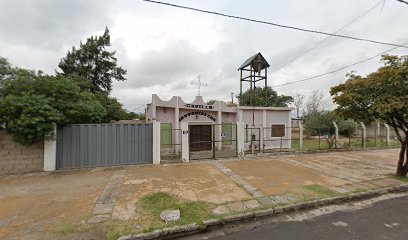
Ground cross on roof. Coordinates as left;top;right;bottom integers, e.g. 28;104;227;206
190;75;208;96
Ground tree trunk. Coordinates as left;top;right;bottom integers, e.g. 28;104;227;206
396;140;408;177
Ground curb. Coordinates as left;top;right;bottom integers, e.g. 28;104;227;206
243;147;400;159
118;184;408;240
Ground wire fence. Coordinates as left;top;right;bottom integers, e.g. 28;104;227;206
257;123;400;154
159;122;400;160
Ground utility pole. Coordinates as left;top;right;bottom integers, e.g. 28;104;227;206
231;92;234;104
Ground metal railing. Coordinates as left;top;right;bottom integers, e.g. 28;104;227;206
189;124;238;160
160;128;182;162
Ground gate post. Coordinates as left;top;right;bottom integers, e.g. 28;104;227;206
152;121;161;164
360;122;366;148
44;123;57;171
181;122;190;162
236;122;245;158
260;125;264;153
333;121;339;149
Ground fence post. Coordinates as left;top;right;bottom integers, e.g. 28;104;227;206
333;121;339;149
360;122;366;148
260;125;264;154
299;122;304;151
236;122;245;158
375;121;380;147
152;121;161;164
384;123;390;147
44;123;57;171
180;122;189;163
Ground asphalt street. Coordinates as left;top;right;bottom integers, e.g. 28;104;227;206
181;194;408;240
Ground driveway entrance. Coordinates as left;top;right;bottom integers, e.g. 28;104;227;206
189;123;238;160
189;125;212;151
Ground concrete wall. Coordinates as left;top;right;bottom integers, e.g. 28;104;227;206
241;109;292;150
0;129;44;174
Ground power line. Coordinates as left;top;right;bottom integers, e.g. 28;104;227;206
142;0;408;49
270;0;385;74
271;40;408;88
396;0;408;5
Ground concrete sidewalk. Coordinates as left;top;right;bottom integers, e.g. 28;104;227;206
0;149;404;240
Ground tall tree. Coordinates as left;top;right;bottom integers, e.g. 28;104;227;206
94;92;128;122
238;86;293;107
331;55;408;176
0;56;13;87
303;90;326;117
292;93;305;118
58;27;127;93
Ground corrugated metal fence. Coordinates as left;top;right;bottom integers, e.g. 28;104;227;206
56;124;153;169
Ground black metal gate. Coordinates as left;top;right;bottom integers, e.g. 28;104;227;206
189;123;237;160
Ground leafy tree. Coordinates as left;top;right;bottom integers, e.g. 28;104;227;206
330;55;408;176
94;92;128;122
0;56;14;87
206;99;217;105
57;27;126;93
238;86;293;107
0;74;106;145
304;111;356;148
126;112;146;120
227;102;238;107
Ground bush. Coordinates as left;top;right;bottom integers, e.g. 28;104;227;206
304;111;356;148
0;74;106;145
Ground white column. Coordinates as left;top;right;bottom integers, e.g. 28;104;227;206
216;101;222;151
151;94;157;121
333;121;339;149
287;111;292;149
44;124;57;171
384;123;390;146
299;122;304;151
238;109;243;122
262;110;267;149
174;97;180;153
181;122;189;163
152;121;161;164
360;122;366;148
262;110;267;126
260;125;264;153
236;122;245;158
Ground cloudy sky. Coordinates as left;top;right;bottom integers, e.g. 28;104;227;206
1;0;407;112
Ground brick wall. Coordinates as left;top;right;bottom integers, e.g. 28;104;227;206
0;128;44;174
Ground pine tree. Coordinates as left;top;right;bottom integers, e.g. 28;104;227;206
58;27;126;93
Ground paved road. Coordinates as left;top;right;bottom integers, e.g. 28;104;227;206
182;195;408;240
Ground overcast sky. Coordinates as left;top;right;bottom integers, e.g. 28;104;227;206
1;0;407;112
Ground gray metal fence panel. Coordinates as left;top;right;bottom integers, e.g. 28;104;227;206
56;124;153;169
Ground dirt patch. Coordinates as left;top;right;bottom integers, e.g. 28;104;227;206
112;163;250;221
224;159;344;196
0;171;112;240
289;150;398;180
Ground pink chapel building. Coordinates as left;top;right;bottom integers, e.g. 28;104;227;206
145;53;294;157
